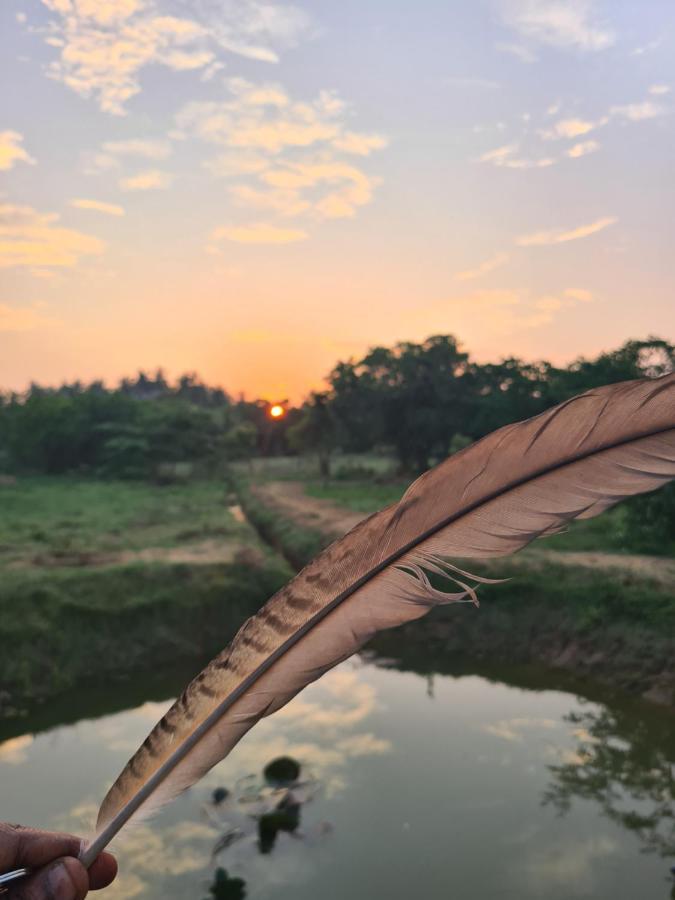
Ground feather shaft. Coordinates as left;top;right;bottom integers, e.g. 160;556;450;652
82;374;675;866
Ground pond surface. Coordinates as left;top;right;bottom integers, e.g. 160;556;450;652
1;651;674;900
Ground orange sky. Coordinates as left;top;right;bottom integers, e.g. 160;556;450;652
1;0;674;401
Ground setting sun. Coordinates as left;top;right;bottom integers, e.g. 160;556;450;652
269;404;285;419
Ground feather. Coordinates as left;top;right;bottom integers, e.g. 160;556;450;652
81;374;675;866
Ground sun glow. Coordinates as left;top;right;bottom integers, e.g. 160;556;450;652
269;404;285;419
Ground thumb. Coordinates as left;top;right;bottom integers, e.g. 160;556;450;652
9;857;89;900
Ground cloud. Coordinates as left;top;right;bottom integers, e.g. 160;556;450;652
455;252;510;281
230;184;310;217
39;0;310;114
70;198;125;216
259;161;378;219
203;152;269;178
102;139;172;159
0;734;34;762
119;170;173;191
495;42;538;63
0;131;36;171
176;79;348;153
499;0;614;51
481;716;558;743
479;143;518;163
516;215;617;246
478;143;555;169
442;288;575;333
540;117;599;139
211;222;308;244
648;84;671;96
564;287;593;302
610;100;665;121
332;132;389;156
177;77;386;237
630;39;661;57
567;139;599;157
0;202;105;268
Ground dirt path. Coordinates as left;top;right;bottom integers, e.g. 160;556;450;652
251;481;675;584
252;481;364;538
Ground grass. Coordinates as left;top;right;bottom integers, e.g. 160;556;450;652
0;477;246;565
0;559;291;708
305;475;671;556
0;476;292;710
232;474;325;571
306;480;407;513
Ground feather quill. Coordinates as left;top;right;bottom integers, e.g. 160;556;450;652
81;374;675;866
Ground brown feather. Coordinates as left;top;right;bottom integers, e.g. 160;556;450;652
83;374;675;865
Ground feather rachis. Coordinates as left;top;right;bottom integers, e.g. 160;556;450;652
82;374;675;867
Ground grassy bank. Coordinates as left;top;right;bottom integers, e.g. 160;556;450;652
233;474;326;570
0;477;292;713
0;559;291;713
233;469;675;708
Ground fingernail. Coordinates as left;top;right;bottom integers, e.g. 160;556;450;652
47;862;77;900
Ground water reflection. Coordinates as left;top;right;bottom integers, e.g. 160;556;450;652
206;757;323;857
1;638;674;900
205;868;247;900
543;704;675;858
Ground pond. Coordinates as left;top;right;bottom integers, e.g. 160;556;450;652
1;648;674;900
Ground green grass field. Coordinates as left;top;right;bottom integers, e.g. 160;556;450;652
0;477;247;565
0;477;291;710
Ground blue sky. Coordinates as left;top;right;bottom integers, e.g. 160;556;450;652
1;0;674;399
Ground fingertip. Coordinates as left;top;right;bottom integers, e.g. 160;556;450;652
29;856;89;900
88;852;118;890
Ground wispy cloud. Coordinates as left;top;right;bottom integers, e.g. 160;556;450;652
39;0;310;114
610;100;666;122
176;79;346;153
648;84;671;96
0;130;35;171
0;202;105;269
210;222;308;244
479;143;518;164
567;139;599;158
177;77;386;236
516;215;617;246
630;39;661;57
119;170;173;191
260;161;378;219
498;0;614;52
455;252;510;281
332;132;389;156
103;139;172;159
539;117;601;140
564;287;594;302
442;288;579;334
495;42;538;63
478;143;555;169
70;198;125;216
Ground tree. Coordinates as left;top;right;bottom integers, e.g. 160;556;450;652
287;392;339;478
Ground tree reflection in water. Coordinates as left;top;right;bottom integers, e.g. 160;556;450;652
204;868;247;900
543;704;675;859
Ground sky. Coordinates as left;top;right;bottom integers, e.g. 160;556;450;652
1;0;674;401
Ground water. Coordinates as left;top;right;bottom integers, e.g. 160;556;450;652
1;651;673;900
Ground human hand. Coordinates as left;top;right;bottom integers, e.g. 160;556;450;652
0;824;117;899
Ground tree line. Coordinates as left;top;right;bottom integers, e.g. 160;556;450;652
290;335;674;472
1;335;672;483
